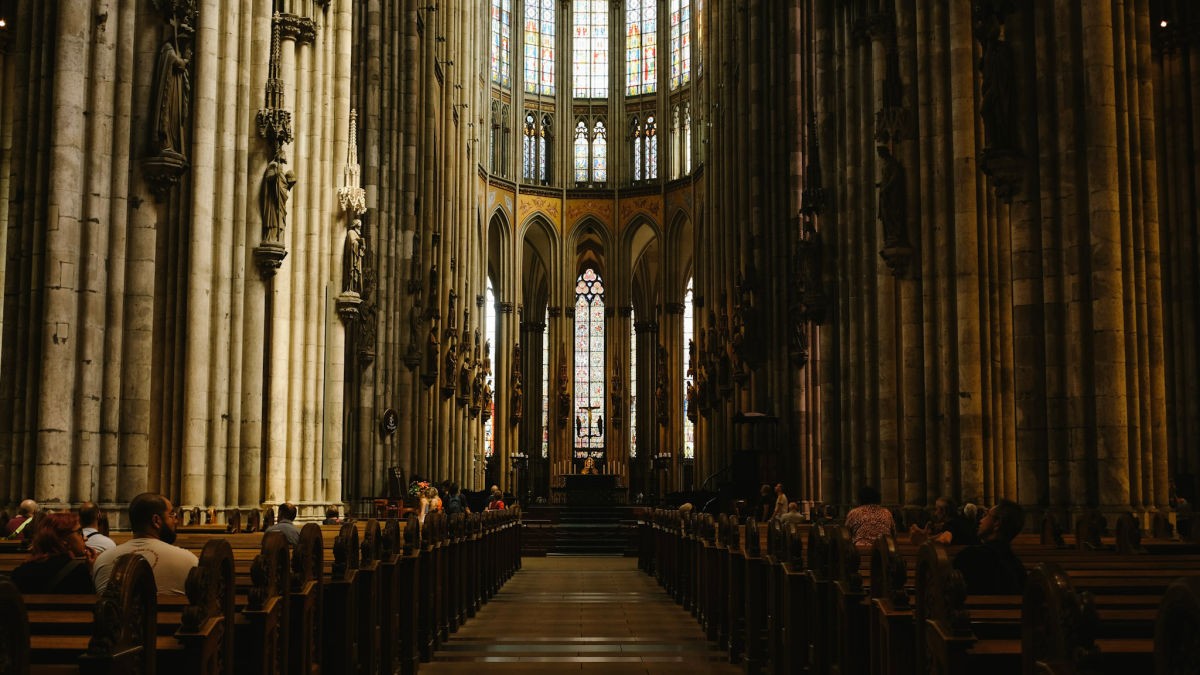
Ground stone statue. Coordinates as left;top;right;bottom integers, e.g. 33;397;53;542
976;7;1017;151
510;378;524;423
876;145;908;248
512;342;522;374
482;378;493;409
448;290;457;329
581;456;598;475
575;415;583;438
152;38;192;155
344;219;365;294
597;415;604;438
426;324;439;373
261;153;296;243
444;342;457;389
472;371;483;407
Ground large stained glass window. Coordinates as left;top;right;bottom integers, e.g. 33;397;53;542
630;311;637;458
683;277;695;459
524;0;555;95
625;0;657;96
491;0;512;88
484;279;496;458
574;117;607;185
669;0;691;90
572;0;609;98
574;269;605;452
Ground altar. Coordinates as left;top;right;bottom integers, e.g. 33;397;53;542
560;473;621;506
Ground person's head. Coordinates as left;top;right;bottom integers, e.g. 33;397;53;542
962;503;979;522
28;511;87;562
278;502;297;522
787;502;799;513
775;483;784;495
429;487;438;498
977;499;1024;542
857;485;882;506
128;492;179;544
325;507;339;520
449;482;460;497
17;499;37;516
490;485;499;495
78;501;101;528
760;484;771;497
933;497;957;523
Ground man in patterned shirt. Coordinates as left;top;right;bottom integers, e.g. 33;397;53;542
844;485;895;547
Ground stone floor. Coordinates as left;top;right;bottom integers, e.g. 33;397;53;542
423;556;741;674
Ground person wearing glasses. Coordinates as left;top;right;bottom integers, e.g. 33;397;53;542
9;511;95;594
92;492;198;595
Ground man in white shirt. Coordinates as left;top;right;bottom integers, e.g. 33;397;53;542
78;501;116;555
265;502;300;547
93;493;198;595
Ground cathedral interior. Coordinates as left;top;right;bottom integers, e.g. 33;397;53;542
1;0;1198;531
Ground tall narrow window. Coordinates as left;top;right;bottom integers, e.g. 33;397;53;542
523;111;552;183
683;277;695;459
574;120;589;183
625;0;657;96
523;112;538;180
491;99;503;174
630;311;637;458
631;116;643;181
542;309;550;458
524;0;555;95
574;269;606;452
572;0;609;98
695;0;703;77
491;0;512;88
645;115;658;179
484;279;497;458
669;0;691;90
670;106;681;179
682;105;692;173
593;120;607;183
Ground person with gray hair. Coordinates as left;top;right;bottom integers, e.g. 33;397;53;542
4;499;38;540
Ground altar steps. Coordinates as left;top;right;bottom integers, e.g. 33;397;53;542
520;505;639;556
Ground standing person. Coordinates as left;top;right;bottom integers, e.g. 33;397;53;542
93;493;198;595
487;488;506;511
953;500;1027;595
772;483;789;520
757;485;773;522
265;502;300;547
10;511;95;594
78;501;116;555
844;485;895;547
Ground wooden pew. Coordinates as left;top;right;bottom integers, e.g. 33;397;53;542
321;522;359;675
238;530;290;675
289;524;323;675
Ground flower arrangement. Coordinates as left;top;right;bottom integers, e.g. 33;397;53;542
408;480;430;497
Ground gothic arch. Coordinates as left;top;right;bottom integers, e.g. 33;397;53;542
666;210;693;303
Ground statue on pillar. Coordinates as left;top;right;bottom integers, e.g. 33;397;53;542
344;219;365;294
425;324;440;374
975;3;1017;152
447;290;458;331
876;144;909;249
152;35;192;157
261;151;296;243
443;341;458;391
510;378;524;425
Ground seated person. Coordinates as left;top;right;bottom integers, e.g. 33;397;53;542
5;499;38;540
844;485;895;547
93;493;198;595
779;502;806;526
78;501;117;555
265;502;300;547
581;457;599;475
487;488;506;510
321;507;341;525
952;499;1027;595
10;511;95;594
910;497;977;545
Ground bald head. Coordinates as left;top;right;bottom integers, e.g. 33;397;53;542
78;501;101;527
17;499;37;516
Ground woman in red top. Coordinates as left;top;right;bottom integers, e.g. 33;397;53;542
10;511;95;594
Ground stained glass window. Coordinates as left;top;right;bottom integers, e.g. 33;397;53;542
523;112;538;180
484;279;496;458
574;120;589;183
630;310;637;458
695;0;703;77
491;0;512;88
542;309;549;458
669;0;691;90
524;0;555;95
523;111;551;183
625;0;657;96
683;277;695;459
573;0;609;98
631;116;643;181
593;120;607;183
574;269;605;451
646;115;658;179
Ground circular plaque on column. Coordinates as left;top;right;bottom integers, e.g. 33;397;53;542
380;408;398;437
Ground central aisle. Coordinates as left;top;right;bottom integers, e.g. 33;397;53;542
423;556;741;674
